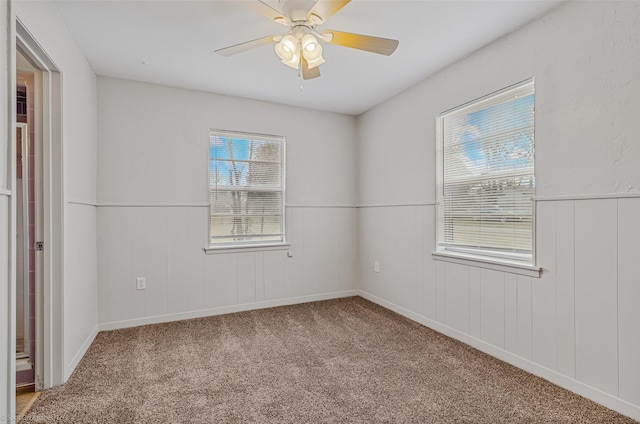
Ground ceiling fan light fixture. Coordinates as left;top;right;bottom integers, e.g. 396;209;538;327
216;0;401;80
301;34;319;54
275;34;298;62
301;33;324;69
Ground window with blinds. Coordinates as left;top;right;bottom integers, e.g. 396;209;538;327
209;130;285;247
436;80;535;263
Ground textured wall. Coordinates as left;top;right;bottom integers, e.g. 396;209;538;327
357;1;640;205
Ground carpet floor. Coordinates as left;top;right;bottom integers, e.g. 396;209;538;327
22;297;637;423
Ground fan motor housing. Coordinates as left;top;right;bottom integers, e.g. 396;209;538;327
279;0;317;22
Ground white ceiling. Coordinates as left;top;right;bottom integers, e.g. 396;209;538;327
54;0;563;115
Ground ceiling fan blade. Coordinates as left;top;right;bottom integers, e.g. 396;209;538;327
215;35;278;57
307;0;351;23
301;57;321;80
251;1;290;26
323;30;399;56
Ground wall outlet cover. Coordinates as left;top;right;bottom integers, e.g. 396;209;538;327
136;277;146;290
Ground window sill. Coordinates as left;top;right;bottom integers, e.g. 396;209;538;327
432;250;541;278
204;243;290;255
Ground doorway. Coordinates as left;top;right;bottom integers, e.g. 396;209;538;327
14;18;65;394
15;50;37;388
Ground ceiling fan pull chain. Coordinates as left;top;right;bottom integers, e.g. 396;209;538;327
298;68;304;91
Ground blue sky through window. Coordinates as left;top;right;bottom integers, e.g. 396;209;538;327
456;93;534;174
209;136;252;186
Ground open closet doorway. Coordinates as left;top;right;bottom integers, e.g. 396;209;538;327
15;50;36;389
15;18;65;395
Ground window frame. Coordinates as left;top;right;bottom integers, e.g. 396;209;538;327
433;79;540;277
206;129;288;252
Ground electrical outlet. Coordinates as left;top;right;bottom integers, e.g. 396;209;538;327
136;277;146;290
374;261;380;273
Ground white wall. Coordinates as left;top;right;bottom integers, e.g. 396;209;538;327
97;77;358;329
357;1;640;421
13;0;99;383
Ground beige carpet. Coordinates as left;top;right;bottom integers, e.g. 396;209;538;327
22;297;637;423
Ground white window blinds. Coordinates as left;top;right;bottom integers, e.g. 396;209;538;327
209;130;286;247
436;80;535;262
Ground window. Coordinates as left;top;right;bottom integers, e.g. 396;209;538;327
209;130;286;248
436;80;535;265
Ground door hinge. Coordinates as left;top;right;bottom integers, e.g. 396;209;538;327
35;241;44;251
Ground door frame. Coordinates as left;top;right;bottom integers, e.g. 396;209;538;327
15;19;65;392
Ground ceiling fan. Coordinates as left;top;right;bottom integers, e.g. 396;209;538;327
215;0;399;80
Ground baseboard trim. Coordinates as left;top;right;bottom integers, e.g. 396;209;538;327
99;290;359;332
64;324;99;381
357;290;640;422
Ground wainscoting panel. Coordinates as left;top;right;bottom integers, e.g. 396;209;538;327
618;197;640;405
215;252;240;308
574;199;618;396
421;206;437;321
287;206;305;298
515;275;532;361
186;207;207;312
480;269;505;349
237;252;257;305
532;200;557;370
555;200;576;378
435;260;446;323
444;263;470;335
400;207;418;313
264;250;286;301
167;207;190;314
142;207;169;318
104;207;135;322
323;207;356;295
469;267;482;339
97;207;109;324
302;207;320;296
131;208;146;319
98;205;358;328
384;206;402;307
504;273;518;354
358;197;640;420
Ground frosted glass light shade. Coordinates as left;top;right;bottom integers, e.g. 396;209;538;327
275;35;298;61
275;34;300;69
304;54;324;69
281;51;300;69
300;34;324;69
301;34;321;59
